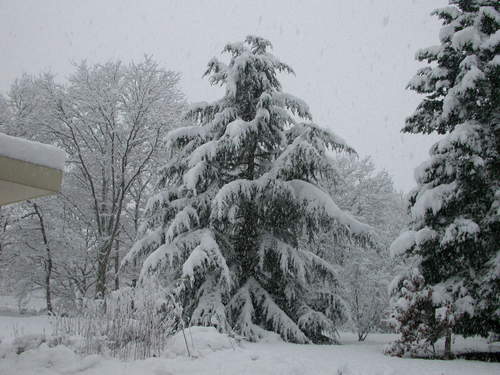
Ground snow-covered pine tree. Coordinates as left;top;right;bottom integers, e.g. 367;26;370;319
123;36;371;344
387;0;499;357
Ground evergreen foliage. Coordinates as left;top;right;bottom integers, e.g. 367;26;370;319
124;36;370;343
388;0;499;356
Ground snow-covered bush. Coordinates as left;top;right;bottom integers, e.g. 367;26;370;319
11;334;48;355
52;281;181;359
385;266;448;357
164;326;240;358
124;36;371;344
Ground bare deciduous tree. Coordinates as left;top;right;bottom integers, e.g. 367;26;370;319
1;57;185;299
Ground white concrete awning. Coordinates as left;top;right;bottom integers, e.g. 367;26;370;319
0;133;65;206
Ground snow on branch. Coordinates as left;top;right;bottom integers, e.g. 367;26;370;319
204;58;229;86
229;283;269;342
272;92;312;120
288;179;371;235
432;279;475;320
182;230;231;288
248;278;310;343
191;276;229;331
211;179;257;223
207;106;238;133
298;248;342;278
166;126;206;151
287;123;355;154
188;141;218;168
431;6;460;24
139;243;182;280
121;227;163;269
272;137;331;181
229;278;311;343
165;205;199;242
411;182;457;220
186;100;224;125
223;42;246;57
183;161;210;193
389;227;437;258
415;45;443;63
452;26;481;50
245;35;273;53
440;217;480;246
435;121;484;154
259;234;307;285
389;231;416;258
224;118;258;146
297;305;339;343
481;28;500;52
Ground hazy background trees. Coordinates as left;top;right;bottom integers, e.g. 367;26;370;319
323;154;408;340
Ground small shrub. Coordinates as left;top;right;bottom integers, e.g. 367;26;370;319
52;281;182;360
12;334;47;354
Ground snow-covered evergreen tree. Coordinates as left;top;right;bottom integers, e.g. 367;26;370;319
388;0;499;357
123;36;371;343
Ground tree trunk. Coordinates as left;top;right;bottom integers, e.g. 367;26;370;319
245;141;257;180
95;242;111;298
444;329;452;359
358;331;368;342
114;240;120;291
33;203;53;314
45;259;53;314
0;208;4;260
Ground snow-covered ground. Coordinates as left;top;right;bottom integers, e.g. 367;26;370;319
0;315;498;375
0;315;51;341
0;295;47;315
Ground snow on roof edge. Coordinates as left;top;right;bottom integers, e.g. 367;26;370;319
0;132;66;171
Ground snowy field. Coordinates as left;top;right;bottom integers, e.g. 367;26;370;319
0;315;498;375
0;295;47;316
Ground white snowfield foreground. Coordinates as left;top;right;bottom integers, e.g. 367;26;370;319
0;132;65;205
0;317;499;375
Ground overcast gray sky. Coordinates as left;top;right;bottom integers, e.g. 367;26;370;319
0;0;448;192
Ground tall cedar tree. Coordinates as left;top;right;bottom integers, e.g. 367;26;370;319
124;36;370;343
387;0;499;357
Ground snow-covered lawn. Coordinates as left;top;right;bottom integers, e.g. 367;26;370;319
0;314;51;341
0;315;498;375
0;294;47;316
